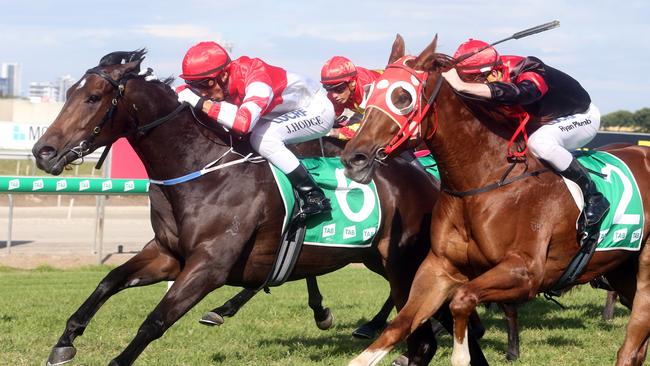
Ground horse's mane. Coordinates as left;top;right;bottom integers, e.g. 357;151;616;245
99;49;147;67
96;49;177;97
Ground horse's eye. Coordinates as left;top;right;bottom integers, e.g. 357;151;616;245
392;89;412;108
86;95;102;104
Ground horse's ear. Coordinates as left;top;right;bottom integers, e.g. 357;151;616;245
109;59;143;81
387;34;405;65
413;34;438;71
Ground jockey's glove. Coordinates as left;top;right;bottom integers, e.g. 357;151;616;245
177;87;205;111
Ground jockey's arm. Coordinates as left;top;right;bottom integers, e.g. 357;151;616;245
442;68;546;105
203;82;273;134
441;68;492;98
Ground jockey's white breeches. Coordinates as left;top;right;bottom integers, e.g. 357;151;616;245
528;103;601;171
250;88;335;173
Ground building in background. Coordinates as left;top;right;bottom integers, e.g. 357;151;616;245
0;77;8;97
56;75;75;102
28;81;59;103
1;62;22;97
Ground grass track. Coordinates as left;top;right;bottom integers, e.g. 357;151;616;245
0;266;630;365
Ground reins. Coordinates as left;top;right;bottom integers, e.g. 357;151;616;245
73;67;261;185
441;162;550;197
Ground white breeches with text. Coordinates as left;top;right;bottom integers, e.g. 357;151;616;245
250;89;335;173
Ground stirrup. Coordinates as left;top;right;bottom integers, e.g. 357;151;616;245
300;197;331;217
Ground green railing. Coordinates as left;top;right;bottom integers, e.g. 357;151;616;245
1;176;150;261
0;176;149;194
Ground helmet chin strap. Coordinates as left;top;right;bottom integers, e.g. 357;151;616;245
453;20;560;66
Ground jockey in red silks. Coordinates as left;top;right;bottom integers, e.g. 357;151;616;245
176;41;334;216
320;56;382;140
442;39;609;230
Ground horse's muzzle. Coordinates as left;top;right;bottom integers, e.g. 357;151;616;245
341;151;376;184
32;143;66;175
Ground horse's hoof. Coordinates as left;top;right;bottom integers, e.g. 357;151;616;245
352;322;383;339
46;346;76;365
506;351;519;362
199;311;225;326
391;354;409;366
315;308;333;330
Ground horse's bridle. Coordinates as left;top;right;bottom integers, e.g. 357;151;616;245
66;68;188;169
365;59;443;163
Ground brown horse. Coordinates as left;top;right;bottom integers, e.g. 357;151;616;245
341;35;650;366
32;50;490;366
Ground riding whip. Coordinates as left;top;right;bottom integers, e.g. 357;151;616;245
453;20;560;65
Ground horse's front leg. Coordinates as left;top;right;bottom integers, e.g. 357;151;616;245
108;241;241;366
47;239;179;366
348;251;465;366
449;254;538;366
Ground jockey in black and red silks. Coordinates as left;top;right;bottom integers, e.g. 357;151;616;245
442;39;610;231
320;56;382;140
176;41;334;216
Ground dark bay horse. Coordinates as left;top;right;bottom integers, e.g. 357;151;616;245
32;50;484;366
341;35;650;366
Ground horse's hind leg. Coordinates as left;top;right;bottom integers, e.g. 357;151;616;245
47;240;179;366
306;276;333;330
353;296;393;339
616;244;650;366
199;287;258;326
498;303;520;361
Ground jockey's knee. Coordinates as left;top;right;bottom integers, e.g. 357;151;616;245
250;129;284;156
528;134;573;170
528;134;557;161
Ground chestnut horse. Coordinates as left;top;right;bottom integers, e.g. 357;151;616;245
32;50;489;365
341;35;650;366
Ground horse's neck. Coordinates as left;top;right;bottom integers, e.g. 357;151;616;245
126;86;232;181
427;84;534;192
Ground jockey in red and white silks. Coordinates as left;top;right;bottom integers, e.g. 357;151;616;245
177;41;334;216
442;38;609;229
320;56;382;140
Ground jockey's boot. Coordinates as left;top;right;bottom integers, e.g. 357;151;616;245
560;158;610;228
287;163;331;216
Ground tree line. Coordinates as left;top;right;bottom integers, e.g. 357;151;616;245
601;108;650;132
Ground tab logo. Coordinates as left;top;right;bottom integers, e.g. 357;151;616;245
613;228;628;243
631;228;642;243
56;180;67;191
598;229;609;244
124;181;135;192
79;180;90;191
322;224;336;238
343;226;357;239
102;181;112;191
8;179;20;190
363;227;377;241
32;179;44;191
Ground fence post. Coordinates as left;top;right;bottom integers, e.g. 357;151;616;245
7;194;13;254
96;195;106;264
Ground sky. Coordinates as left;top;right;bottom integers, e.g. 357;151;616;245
1;0;648;114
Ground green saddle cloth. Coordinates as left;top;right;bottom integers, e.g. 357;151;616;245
574;151;644;251
270;157;381;248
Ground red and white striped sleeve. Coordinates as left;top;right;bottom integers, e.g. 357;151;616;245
207;75;273;134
